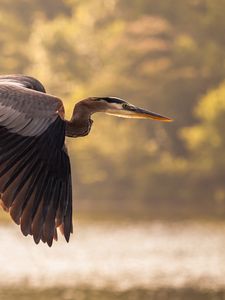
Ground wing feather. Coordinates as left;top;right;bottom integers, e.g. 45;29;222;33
0;78;73;246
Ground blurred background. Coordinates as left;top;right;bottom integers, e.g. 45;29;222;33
0;0;225;299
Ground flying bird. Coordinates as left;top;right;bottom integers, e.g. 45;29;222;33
0;75;172;246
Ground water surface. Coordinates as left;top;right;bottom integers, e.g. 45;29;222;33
0;221;224;290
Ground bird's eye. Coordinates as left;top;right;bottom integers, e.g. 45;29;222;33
123;103;136;111
123;103;130;110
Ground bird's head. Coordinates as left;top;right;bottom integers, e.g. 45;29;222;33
68;97;172;137
89;97;173;122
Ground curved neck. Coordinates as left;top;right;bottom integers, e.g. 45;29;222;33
65;101;93;138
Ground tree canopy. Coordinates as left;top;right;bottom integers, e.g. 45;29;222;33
1;0;225;217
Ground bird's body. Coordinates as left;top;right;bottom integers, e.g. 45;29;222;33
0;75;172;246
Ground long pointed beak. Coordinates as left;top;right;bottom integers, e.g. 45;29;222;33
106;105;173;122
127;106;173;122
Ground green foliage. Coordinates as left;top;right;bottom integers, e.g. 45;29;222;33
1;0;225;217
182;83;225;212
0;287;224;300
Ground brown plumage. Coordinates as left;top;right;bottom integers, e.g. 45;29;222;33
0;75;172;246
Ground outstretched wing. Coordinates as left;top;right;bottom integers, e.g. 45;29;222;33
0;80;72;246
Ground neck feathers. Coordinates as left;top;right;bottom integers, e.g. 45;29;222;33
65;101;93;138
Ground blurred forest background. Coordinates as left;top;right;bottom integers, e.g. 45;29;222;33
1;0;225;219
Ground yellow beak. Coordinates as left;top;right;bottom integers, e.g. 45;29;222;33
106;105;173;122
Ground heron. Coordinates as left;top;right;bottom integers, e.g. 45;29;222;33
0;75;172;246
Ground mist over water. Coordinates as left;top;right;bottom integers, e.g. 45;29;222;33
0;221;224;291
